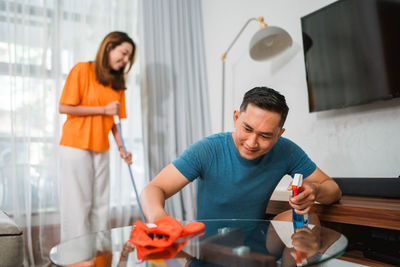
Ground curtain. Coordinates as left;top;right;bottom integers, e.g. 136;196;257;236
0;0;144;266
139;0;211;221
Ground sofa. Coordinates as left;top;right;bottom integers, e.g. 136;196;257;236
0;210;23;266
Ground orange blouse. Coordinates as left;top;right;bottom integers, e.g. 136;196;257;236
59;62;127;152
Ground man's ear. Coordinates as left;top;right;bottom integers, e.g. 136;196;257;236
278;128;285;138
233;110;240;125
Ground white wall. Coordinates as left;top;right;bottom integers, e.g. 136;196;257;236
201;0;400;178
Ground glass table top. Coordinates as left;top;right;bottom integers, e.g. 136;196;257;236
50;219;347;267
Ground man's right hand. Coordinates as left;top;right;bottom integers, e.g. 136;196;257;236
140;164;190;222
147;209;169;222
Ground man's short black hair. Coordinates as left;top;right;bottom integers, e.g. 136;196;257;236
240;86;289;127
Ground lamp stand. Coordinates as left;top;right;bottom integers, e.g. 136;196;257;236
221;17;266;132
220;17;292;132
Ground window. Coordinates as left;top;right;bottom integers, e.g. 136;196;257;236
0;0;144;216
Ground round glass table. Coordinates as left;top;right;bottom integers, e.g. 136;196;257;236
50;219;347;267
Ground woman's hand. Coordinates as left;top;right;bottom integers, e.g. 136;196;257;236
119;148;132;165
117;241;135;267
104;101;120;115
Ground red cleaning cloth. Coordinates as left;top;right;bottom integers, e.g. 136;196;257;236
135;240;187;260
130;216;205;260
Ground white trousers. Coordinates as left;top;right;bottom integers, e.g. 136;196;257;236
59;145;110;242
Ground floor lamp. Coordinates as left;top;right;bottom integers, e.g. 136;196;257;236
221;17;293;131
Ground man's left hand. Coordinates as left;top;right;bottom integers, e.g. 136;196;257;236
287;182;319;214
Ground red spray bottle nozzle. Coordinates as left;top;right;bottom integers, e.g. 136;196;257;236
292;173;303;197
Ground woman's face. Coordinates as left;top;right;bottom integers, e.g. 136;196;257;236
108;41;134;71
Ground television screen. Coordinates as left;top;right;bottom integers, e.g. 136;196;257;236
301;0;400;112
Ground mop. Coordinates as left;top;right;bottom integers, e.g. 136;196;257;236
113;115;146;222
114;116;202;266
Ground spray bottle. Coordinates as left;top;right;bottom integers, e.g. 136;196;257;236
291;173;309;229
292;173;309;266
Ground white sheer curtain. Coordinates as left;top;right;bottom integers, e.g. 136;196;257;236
139;0;211;221
0;0;144;266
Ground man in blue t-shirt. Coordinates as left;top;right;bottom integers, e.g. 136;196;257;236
140;87;342;221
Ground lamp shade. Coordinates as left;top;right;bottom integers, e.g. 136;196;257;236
249;26;292;61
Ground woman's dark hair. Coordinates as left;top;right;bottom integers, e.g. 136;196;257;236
240;86;289;127
94;31;136;90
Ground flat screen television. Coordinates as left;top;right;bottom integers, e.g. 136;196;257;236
301;0;400;112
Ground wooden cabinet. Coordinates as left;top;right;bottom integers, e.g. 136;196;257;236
267;194;400;230
266;192;400;266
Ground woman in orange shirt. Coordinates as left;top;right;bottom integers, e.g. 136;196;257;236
59;31;135;241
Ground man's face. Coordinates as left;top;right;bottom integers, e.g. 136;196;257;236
232;104;285;160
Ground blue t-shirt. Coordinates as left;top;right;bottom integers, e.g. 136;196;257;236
172;132;316;220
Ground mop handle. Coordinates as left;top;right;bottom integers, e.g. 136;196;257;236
114;115;146;222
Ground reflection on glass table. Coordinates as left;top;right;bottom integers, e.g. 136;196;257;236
49;219;347;267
